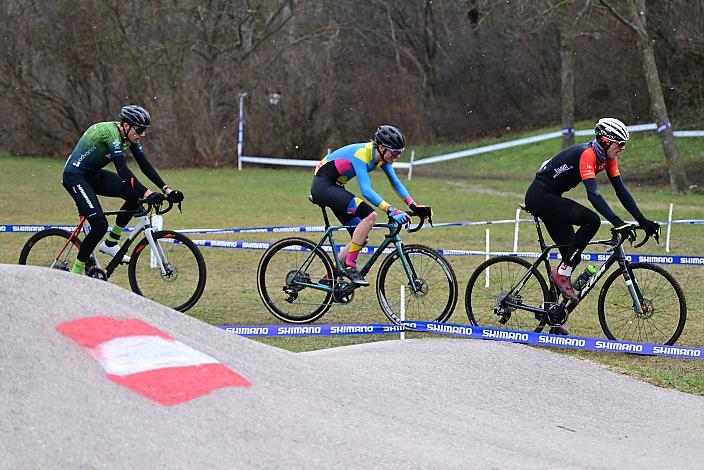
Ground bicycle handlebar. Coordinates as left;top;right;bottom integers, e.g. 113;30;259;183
608;224;659;250
384;208;433;237
134;198;175;217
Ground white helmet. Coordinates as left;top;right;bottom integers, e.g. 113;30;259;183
595;117;629;143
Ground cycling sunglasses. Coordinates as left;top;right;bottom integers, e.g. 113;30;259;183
385;147;404;157
610;139;627;148
133;125;149;135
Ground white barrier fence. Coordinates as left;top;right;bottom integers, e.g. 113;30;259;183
238;123;704;179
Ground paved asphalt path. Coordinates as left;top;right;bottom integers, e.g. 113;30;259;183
2;264;703;469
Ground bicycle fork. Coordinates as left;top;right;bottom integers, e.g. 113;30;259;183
131;216;170;276
392;239;421;295
619;260;645;314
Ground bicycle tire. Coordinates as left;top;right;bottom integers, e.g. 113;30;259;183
18;228;80;271
128;230;207;312
598;262;686;345
465;255;550;332
376;244;458;324
257;237;334;323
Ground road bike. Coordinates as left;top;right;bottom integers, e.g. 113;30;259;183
18;199;206;312
257;196;458;325
464;203;686;345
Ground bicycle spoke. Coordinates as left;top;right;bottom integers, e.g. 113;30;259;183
377;245;457;324
599;263;686;345
129;232;206;312
258;238;333;323
19;229;78;271
465;256;549;332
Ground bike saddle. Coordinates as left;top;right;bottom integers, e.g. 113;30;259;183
518;202;535;216
308;194;323;207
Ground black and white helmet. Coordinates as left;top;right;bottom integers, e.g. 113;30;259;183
119;105;151;128
374;125;406;150
595;118;629;143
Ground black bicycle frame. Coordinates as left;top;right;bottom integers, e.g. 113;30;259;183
503;216;645;317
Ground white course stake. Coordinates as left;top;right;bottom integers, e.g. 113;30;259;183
485;228;490;288
665;202;673;253
407;150;415;180
400;285;406;341
513;207;521;253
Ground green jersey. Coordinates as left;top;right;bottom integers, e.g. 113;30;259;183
64;122;141;173
63;121;165;195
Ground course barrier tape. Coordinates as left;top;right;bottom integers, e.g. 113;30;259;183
3;217;704;235
188;238;704;266
5;223;701;266
218;321;703;359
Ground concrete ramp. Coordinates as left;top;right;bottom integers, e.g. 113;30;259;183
2;264;703;469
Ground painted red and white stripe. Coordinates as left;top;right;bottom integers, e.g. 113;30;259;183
57;316;250;406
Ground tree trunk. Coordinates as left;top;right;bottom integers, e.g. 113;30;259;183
631;0;688;193
559;7;575;149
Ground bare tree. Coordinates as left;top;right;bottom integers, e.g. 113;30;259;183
599;0;688;194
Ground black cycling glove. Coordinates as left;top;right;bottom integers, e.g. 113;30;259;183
146;192;165;206
638;218;660;237
612;223;637;243
167;190;184;204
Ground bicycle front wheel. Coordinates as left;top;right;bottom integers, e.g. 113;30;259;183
376;244;458;324
128;230;207;312
598;262;686;345
257;237;334;323
465;255;550;332
18;228;79;271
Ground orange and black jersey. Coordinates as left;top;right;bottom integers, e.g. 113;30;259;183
535;143;619;194
531;141;645;227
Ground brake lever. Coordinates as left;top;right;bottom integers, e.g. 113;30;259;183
633;233;649;248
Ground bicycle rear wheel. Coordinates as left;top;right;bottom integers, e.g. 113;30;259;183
376;244;458;324
257;237;334;323
18;228;80;271
128;230;207;312
598;262;686;345
465;255;550;332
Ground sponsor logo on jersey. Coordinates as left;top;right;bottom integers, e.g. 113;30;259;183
552;163;572;178
72;145;97;167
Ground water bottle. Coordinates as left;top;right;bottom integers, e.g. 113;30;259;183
573;264;597;291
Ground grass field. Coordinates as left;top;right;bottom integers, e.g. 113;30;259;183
1;126;703;394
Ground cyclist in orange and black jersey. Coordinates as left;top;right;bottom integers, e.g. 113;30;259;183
525;118;660;302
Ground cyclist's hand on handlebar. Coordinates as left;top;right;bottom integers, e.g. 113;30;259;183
409;203;432;219
612;223;637;243
388;207;410;225
167;189;184;204
638;218;660;238
145;191;165;206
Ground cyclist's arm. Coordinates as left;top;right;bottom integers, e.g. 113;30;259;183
381;162;414;206
609;174;646;222
112;152;149;196
131;144;169;192
352;159;391;211
583;178;624;226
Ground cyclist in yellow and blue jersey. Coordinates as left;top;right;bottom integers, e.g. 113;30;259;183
311;125;429;286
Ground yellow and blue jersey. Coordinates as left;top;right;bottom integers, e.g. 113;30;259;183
314;142;412;210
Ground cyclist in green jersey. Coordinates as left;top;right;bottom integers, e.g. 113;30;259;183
62;105;184;274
